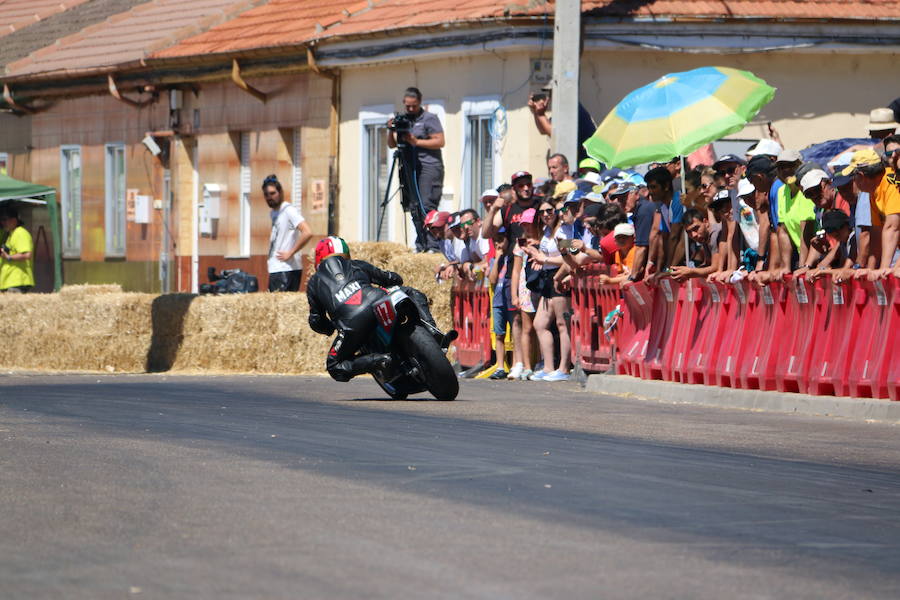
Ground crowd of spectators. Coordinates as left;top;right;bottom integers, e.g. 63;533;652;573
425;106;900;381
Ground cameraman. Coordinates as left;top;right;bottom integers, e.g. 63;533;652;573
387;87;445;252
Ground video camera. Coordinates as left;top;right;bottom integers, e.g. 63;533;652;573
199;266;259;295
389;112;414;136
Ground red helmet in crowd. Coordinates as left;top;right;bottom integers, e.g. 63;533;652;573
314;236;351;268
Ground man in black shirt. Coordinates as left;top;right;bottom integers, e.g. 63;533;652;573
388;87;446;252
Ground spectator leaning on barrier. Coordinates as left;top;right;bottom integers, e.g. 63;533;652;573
0;206;34;294
774;149;817;276
425;210;455;280
671;208;721;281
597;223;637;286
643;166;677;280
707;191;736;281
712;154;747;281
842;149;900;279
458;208;489;279
799;209;857;282
263;174;312;292
628;176;663;283
735;177;763;274
745;155;780;279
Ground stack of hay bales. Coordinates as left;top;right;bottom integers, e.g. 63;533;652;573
0;243;455;374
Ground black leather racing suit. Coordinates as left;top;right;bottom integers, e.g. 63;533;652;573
306;255;436;382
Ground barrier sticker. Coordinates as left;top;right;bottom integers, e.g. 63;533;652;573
874;281;887;306
629;285;645;306
831;284;844;306
794;280;809;304
733;282;746;304
708;284;721;303
661;279;673;303
761;286;774;305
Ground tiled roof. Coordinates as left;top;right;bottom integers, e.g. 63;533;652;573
5;0;264;78
152;0;364;58
0;0;149;72
155;0;900;60
0;0;92;38
583;0;900;19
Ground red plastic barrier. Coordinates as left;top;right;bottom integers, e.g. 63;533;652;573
683;282;728;385
806;277;857;396
737;281;788;391
665;280;706;384
639;278;680;380
569;264;617;373
773;276;821;394
887;278;900;401
451;278;492;368
616;282;654;377
712;281;755;388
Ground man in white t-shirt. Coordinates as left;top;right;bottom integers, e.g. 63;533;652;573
264;174;312;292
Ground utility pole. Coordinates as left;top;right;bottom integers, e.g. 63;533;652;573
551;0;581;166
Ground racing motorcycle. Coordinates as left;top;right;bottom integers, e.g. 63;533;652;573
362;287;459;401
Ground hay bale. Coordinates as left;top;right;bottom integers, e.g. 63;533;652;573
0;243;458;375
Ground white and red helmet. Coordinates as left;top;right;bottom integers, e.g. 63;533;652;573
314;236;350;268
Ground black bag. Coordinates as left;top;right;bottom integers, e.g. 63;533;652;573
524;262;554;297
199;268;259;295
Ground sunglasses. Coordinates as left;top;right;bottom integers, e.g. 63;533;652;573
700;182;713;190
539;208;556;215
460;219;475;227
717;166;738;176
885;149;897;158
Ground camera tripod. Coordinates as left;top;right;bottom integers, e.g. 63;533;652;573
376;145;429;250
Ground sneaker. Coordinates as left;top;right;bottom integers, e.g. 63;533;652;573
529;369;548;381
543;370;570;382
489;369;507;380
507;362;523;380
520;369;534;381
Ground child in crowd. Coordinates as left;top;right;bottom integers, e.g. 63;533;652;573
597;223;637;286
487;229;514;380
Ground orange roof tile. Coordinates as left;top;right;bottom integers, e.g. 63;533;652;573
154;0;900;61
0;0;95;38
6;0;263;77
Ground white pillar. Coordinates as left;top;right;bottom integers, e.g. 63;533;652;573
551;0;581;168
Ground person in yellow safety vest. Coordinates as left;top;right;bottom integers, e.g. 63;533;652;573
0;206;34;293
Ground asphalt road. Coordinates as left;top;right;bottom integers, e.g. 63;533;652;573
2;372;900;600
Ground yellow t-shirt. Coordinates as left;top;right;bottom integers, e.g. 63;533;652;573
870;168;900;228
0;226;35;289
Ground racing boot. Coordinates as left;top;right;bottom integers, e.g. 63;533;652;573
349;353;393;377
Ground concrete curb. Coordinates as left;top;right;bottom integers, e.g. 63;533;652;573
586;375;900;423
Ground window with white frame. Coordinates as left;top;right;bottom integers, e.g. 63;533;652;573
359;106;393;242
461;97;501;212
104;143;126;257
60;146;82;257
239;132;251;256
291;127;302;209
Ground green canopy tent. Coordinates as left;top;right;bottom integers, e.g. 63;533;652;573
0;173;62;291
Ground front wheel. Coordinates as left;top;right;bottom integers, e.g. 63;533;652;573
403;325;459;401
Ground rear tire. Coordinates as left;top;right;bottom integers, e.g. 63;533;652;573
403;325;459;401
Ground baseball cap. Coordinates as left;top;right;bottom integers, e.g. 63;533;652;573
709;189;731;211
799;169;830;193
519;207;537;224
713;154;748;170
551;180;577;199
424;210;449;228
579;172;602;185
564;189;586;204
610;181;636;196
448;213;462;228
775;149;802;164
578;157;604;172
737;178;755;198
583;191;605;203
746;138;783;157
822;210;850;232
511;170;532;184
841;149;884;176
480;188;499;200
613;223;635;237
746;155;776;176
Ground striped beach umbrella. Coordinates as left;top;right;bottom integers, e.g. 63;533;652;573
584;66;776;169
